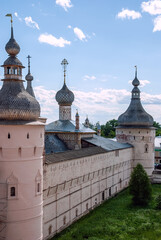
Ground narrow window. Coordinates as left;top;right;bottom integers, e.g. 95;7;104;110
76;208;78;217
27;133;29;139
95;198;97;205
142;136;144;140
86;203;88;210
34;146;36;155
109;187;111;196
145;144;148;153
63;216;66;225
10;187;15;197
102;191;105;201
48;225;52;235
8;133;10;139
7;67;11;74
120;178;122;188
37;183;40;193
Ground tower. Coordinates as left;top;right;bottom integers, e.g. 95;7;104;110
25;55;35;98
0;15;45;240
84;116;89;128
116;67;155;176
55;59;74;120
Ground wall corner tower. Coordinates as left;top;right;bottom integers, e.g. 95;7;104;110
0;15;45;240
116;66;155;176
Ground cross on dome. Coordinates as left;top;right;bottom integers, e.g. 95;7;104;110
61;59;68;84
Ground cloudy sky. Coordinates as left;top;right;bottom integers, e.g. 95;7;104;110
1;0;161;124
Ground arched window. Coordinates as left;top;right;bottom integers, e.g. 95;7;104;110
48;225;52;235
8;133;11;139
7;67;11;74
27;133;29;139
37;183;40;193
10;187;15;197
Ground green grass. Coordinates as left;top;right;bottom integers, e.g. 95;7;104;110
52;185;161;240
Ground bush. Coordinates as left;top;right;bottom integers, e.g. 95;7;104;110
155;194;161;209
129;163;152;206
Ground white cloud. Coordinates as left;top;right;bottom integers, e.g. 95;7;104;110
128;79;150;87
24;16;40;30
56;0;73;11
117;8;142;20
67;25;72;29
141;0;161;15
83;75;96;81
153;15;161;31
34;85;161;124
38;33;71;47
14;12;22;21
73;27;86;41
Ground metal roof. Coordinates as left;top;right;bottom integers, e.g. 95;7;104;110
45;146;107;164
45;119;95;133
82;135;132;151
45;134;68;154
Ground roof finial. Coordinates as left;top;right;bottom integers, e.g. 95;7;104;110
134;65;137;78
61;59;68;84
6;14;13;38
27;55;31;74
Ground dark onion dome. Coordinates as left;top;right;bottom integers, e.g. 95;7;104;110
5;24;20;56
0;19;40;120
25;73;33;81
55;82;74;106
0;81;40;120
118;67;153;127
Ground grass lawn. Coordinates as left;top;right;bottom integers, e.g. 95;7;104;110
52;185;161;240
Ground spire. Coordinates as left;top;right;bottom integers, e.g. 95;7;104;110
61;59;68;84
25;55;35;98
5;13;20;56
132;65;140;87
27;55;31;74
75;109;79;131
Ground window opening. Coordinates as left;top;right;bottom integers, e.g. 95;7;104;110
10;187;15;197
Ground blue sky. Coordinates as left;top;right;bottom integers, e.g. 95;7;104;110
1;0;161;124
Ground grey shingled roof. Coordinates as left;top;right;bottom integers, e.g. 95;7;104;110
83;135;132;151
45;134;68;154
45;146;107;164
45;119;95;133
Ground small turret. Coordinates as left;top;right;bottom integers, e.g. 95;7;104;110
75;110;79;131
84;116;89;128
25;55;35;98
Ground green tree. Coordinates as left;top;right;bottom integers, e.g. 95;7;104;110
129;164;152;206
101;119;118;138
153;121;161;136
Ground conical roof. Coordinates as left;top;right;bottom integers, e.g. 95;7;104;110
118;68;153;127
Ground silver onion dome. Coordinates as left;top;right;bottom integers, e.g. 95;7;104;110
55;82;74;105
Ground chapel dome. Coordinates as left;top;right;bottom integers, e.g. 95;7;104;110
55;82;74;105
5;26;20;56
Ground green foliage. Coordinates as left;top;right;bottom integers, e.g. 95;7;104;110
53;185;161;240
129;164;152;206
156;194;161;210
101;119;118;138
153;121;161;136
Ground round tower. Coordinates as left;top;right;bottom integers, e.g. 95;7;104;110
55;59;74;120
116;67;155;176
0;15;45;240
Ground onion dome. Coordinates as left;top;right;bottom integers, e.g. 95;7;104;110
25;55;35;98
55;59;74;106
118;66;153;127
5;20;20;56
0;15;40;121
